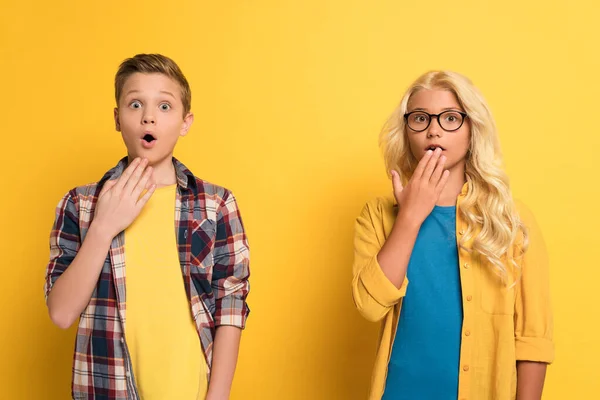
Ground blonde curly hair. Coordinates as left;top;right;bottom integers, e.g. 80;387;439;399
380;70;527;283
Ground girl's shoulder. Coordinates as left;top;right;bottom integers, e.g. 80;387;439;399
359;195;398;225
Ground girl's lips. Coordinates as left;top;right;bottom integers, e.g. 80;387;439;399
425;145;445;151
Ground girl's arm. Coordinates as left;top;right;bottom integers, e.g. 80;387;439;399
516;361;547;400
513;201;554;397
352;150;449;322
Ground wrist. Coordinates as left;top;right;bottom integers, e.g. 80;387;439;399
395;209;423;230
87;221;116;245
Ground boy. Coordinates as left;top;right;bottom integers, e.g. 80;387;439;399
44;54;250;400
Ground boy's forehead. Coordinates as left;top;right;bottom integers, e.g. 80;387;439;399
121;72;182;98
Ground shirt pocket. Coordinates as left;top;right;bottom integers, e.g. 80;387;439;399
190;218;216;271
478;263;516;315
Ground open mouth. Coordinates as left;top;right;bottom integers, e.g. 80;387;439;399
426;145;445;151
143;133;156;143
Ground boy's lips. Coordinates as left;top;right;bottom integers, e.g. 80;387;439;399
141;138;157;149
141;132;157;149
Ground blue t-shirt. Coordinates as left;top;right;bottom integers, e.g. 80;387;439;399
382;205;463;400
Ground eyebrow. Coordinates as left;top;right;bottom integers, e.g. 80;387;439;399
160;90;176;99
124;89;176;100
410;107;464;112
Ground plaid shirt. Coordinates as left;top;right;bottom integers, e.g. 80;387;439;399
44;157;250;400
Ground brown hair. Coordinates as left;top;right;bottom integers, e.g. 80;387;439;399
114;54;191;116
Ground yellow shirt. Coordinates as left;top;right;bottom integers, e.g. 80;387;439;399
352;186;554;400
124;184;207;400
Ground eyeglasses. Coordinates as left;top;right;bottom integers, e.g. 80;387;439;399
404;110;468;132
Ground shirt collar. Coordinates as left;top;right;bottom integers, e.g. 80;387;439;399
98;156;196;191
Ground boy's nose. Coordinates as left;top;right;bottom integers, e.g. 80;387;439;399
142;115;155;124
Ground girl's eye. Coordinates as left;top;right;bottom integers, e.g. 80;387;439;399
160;103;171;111
130;101;142;109
413;113;428;123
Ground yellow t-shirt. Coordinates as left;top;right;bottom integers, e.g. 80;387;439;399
124;184;207;400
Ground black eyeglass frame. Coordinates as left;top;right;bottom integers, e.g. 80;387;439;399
403;110;468;132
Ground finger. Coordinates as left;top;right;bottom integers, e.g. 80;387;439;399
114;158;142;193
132;166;153;200
412;150;434;180
136;183;156;208
123;158;148;194
99;180;117;197
435;170;450;193
429;155;447;184
391;170;403;193
422;148;442;181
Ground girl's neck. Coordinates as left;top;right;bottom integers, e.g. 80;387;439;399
436;162;466;207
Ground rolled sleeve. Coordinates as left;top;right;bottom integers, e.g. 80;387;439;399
514;201;555;363
352;199;407;322
212;191;250;329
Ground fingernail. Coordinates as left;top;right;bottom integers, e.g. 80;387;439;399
426;150;433;155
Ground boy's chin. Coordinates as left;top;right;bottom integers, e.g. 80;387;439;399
126;150;172;166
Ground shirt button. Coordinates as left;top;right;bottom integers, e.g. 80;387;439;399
466;295;472;301
126;370;131;377
120;337;125;344
463;365;470;372
465;330;471;336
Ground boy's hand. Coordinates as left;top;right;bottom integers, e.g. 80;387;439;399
392;147;449;226
92;157;155;239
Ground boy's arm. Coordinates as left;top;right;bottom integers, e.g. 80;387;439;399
46;158;154;329
206;326;242;400
208;191;250;398
46;205;114;329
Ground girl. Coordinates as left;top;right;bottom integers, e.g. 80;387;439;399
352;71;553;400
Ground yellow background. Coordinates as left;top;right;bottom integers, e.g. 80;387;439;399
1;1;598;399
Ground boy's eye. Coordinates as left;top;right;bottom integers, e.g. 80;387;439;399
160;103;171;111
129;101;142;109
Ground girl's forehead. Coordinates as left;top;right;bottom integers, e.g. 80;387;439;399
408;89;461;110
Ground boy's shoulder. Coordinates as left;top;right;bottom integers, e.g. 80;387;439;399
55;158;239;216
173;158;233;203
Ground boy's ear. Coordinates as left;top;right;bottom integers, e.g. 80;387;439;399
180;113;194;137
114;108;121;131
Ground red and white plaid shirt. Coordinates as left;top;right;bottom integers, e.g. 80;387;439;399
45;157;250;399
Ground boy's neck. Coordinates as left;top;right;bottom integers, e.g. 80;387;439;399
436;162;466;207
128;154;177;188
